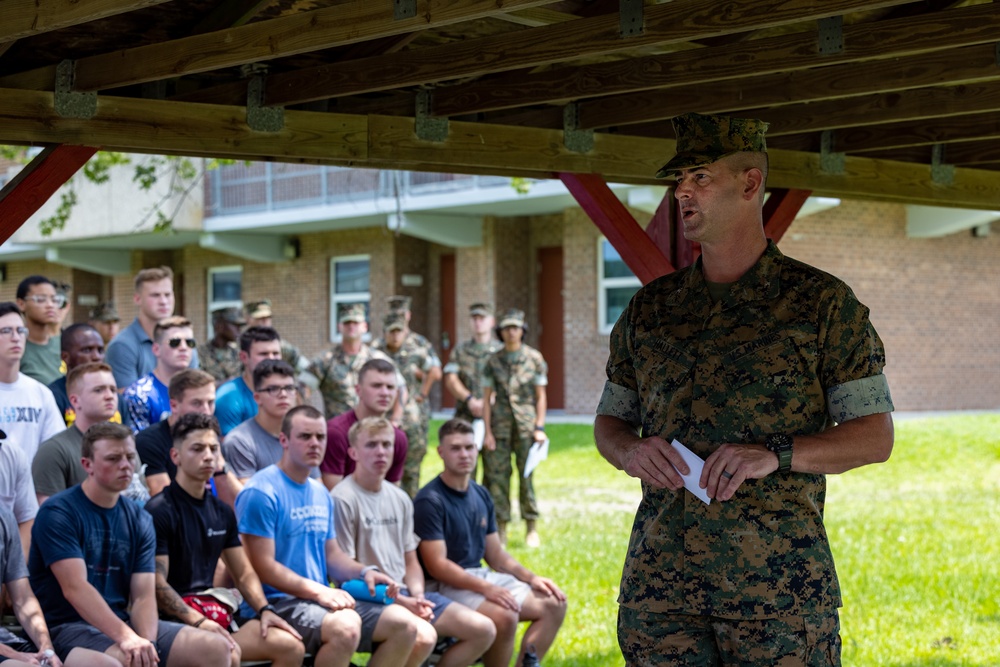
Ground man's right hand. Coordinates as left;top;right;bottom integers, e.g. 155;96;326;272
483;432;496;452
117;634;159;667
618;435;688;490
484;583;520;612
196;619;236;650
316;587;356;611
467;397;484;417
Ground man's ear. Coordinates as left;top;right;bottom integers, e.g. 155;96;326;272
169;446;180;466
347;445;359;462
742;168;764;201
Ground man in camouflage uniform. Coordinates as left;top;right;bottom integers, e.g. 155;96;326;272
198;306;244;385
245;298;319;401
481;308;548;548
309;303;390;418
443;302;501;425
373;298;441;497
594;112;895;667
88;301;120;346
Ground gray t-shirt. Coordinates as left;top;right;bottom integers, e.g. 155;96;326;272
32;426;85;498
0;440;39;524
331;475;419;583
223;418;319;481
0;507;27;645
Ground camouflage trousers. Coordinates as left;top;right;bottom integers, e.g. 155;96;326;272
618;606;841;667
400;420;428;498
482;429;539;522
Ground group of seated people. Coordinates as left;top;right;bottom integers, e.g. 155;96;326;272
6;305;567;667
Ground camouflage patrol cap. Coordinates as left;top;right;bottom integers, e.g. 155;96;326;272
212;306;246;325
245;299;272;319
89;301;120;322
383;311;406;331
469;302;494;317
655;112;769;178
339;303;367;324
387;295;412;312
498;308;525;329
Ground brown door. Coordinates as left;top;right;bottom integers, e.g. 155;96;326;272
537;247;564;410
439;253;456;408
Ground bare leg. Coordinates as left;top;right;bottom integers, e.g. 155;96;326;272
474;601;519;667
314;609;362;667
65;648;123;667
366;604;423;667
517;589;567;664
433;603;496;667
233;619;305;667
156;626;231;667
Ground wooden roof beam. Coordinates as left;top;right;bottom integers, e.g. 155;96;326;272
825;111;1000;154
0;0;173;43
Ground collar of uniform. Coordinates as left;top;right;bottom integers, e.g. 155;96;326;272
678;240;783;309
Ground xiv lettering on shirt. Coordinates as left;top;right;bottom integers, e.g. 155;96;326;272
2;407;44;423
290;504;329;532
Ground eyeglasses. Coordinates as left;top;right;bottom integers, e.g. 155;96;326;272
167;338;197;349
25;294;67;307
0;327;28;339
258;384;297;396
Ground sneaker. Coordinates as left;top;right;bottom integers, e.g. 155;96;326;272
521;645;540;667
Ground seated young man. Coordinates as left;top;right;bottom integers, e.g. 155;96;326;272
414;419;568;667
145;413;304;667
332;416;495;667
123;317;196;433
0;505;116;667
28;422;233;667
235;405;428;667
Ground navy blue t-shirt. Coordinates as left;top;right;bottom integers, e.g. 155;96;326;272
413;476;497;571
29;485;156;627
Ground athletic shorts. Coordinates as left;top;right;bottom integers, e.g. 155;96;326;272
400;587;453;625
0;636;37;662
426;567;531;612
49;619;184;663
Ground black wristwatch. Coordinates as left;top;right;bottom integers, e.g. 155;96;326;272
765;433;794;473
258;603;276;617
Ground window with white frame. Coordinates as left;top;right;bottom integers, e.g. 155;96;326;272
207;266;243;337
598;239;641;333
329;255;371;341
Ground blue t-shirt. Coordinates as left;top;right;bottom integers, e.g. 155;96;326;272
107;319;199;391
235;465;335;601
215;376;257;435
28;485;156;628
123;373;171;433
413;476;497;571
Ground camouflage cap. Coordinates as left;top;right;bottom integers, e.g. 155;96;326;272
383;311;406;331
469;302;494;317
245;299;272;319
387;295;412;311
498;308;525;329
89;301;120;322
212;306;246;325
339;303;367;324
655;112;769;179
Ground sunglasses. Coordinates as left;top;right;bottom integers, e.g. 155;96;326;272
167;337;197;349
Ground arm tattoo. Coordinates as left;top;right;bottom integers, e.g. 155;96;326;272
154;557;196;620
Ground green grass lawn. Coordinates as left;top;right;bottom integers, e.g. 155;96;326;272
408;414;1000;667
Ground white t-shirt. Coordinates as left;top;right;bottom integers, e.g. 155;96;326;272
0;440;38;524
0;374;64;461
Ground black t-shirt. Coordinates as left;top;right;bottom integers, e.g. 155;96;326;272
136;419;174;479
145;482;241;595
413;475;497;572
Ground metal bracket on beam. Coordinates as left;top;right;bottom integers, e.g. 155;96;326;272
620;0;644;37
564;103;594;154
819;131;845;174
415;91;449;142
818;16;843;55
54;60;97;120
931;144;955;186
394;0;416;20
246;76;284;132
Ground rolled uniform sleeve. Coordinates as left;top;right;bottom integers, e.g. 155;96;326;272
596;307;642;429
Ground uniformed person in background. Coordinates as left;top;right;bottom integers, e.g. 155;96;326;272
481;308;548;548
88;302;121;346
198;306;245;385
245;298;319;404
443;302;501;425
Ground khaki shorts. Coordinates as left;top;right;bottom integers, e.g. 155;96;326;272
617;607;841;667
427;567;532;612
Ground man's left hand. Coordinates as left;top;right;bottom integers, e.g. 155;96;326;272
259;608;302;641
530;576;567;602
701;443;779;501
364;569;401;600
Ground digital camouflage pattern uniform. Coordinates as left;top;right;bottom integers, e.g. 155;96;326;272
197;341;242;383
444;338;502;423
481;343;548;523
373;324;440;497
310;343;390;418
598;242;893;665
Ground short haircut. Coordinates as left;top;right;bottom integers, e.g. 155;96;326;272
438;418;475;443
62;323;101;353
253;358;295;390
280;405;324;438
81;422;132;460
67;362;114;394
134;266;173;292
16;275;56;300
153;316;192;343
239;325;280;354
358;358;397;385
168;368;215;401
0;303;23;320
348;416;394;447
724;151;769;203
171;412;221;448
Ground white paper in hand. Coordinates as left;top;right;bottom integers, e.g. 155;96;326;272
523;437;549;478
670;439;711;505
472;419;486;451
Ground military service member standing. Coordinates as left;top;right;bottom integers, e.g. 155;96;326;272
198;307;245;385
373;299;441;498
594;112;894;667
443;303;501;425
481;309;547;548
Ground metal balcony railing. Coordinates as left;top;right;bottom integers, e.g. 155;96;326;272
204;163;513;216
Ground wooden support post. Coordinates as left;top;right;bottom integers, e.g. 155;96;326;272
0;144;98;245
763;188;812;242
645;187;698;270
559;172;674;285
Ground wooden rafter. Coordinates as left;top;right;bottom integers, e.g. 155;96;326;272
0;0;172;42
763;189;812;243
